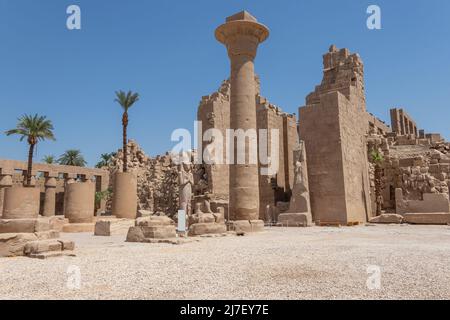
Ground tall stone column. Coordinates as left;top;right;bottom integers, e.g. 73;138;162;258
43;175;57;217
215;11;269;231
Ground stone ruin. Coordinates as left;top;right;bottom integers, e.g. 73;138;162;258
3;10;450;260
367;120;450;224
101;12;449;230
106;140;179;217
0;160;110;257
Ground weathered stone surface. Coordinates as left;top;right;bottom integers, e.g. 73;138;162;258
277;213;309;227
396;189;450;214
189;212;216;225
126;226;145;242
188;223;227;236
369;214;404;224
64;182;95;223
49;216;69;232
2;186;40;219
112;172;137;219
0;217;61;234
137;209;153;218
141;225;176;239
62;223;95;233
57;239;75;251
136;216;174;227
0;219;38;233
299;46;371;225
94;219;134;236
126;224;176;241
23;240;62;255
36;230;60;240
403;213;450;225
0;233;37;257
229;220;264;232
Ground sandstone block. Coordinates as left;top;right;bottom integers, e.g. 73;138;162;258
49;216;69;232
126;226;145;242
188;223;227;236
23;240;62;255
404;213;450;225
62;223;95;233
229;220;264;232
136;216;174;227
369;214;404;224
278;213;310;227
36;230;60;240
0;219;37;233
141;225;176;239
0;233;38;257
95;219;135;236
57;239;75;251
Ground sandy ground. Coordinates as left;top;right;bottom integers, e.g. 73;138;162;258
1;224;450;300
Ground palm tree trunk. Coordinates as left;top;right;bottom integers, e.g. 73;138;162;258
122;113;128;173
26;143;35;187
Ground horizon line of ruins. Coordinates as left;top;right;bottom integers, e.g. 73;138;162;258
1;10;449;254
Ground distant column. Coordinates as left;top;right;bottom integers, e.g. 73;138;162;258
0;174;13;217
43;175;57;217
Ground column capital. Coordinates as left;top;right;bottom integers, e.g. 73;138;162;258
45;177;57;188
215;11;269;59
0;174;13;188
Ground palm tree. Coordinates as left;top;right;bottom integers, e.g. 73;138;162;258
58;149;87;167
42;155;56;164
371;149;384;216
5;114;55;186
115;90;140;173
95;152;116;168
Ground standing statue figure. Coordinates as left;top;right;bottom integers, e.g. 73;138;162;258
283;140;312;225
178;162;194;216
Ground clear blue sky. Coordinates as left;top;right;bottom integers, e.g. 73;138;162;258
1;0;449;166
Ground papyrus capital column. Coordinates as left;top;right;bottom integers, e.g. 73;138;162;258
215;11;269;222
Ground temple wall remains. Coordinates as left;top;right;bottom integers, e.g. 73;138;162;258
299;46;372;224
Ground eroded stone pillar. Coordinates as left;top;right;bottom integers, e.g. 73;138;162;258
215;11;269;227
0;174;13;217
2;186;40;219
64;181;95;223
43;175;57;217
112;172;137;219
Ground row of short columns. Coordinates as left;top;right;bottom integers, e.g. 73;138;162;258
0;171;95;219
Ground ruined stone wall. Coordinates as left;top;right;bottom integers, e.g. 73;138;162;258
299;46;372;224
107;140;179;216
367;133;450;215
197;78;297;220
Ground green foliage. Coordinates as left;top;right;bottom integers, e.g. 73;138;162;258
370;149;384;164
114;90;140;112
5;114;55;144
42;155;56;164
58;149;87;167
95;152;116;168
95;188;112;206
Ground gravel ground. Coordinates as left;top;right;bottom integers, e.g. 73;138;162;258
1;224;450;300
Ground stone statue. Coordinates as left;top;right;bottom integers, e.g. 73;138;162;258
178;162;194;216
278;141;312;227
